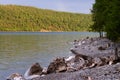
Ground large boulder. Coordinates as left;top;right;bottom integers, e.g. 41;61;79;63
47;57;67;74
24;62;43;80
28;62;43;75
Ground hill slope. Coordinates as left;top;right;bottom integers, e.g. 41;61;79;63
0;5;93;31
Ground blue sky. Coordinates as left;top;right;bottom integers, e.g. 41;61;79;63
0;0;95;14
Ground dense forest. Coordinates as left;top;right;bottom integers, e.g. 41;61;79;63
91;0;120;41
0;5;93;31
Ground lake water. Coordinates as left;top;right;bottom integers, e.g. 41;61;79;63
0;32;99;80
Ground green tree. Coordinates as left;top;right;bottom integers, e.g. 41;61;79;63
91;0;120;41
105;0;120;41
91;0;106;37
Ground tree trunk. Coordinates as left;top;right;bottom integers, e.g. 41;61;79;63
99;32;104;38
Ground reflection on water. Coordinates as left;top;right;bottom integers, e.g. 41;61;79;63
0;32;99;80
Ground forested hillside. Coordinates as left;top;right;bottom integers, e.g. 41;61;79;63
0;5;93;31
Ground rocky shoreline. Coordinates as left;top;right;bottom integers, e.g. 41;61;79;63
34;63;120;80
35;37;120;80
7;37;120;80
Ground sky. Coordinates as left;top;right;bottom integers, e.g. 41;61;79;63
0;0;95;14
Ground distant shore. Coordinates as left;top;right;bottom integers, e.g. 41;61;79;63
0;5;91;32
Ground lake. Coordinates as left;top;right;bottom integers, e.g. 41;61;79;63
0;32;99;80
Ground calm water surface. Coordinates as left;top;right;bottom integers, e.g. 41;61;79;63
0;32;99;80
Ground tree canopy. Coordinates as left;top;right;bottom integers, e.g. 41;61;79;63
91;0;120;41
